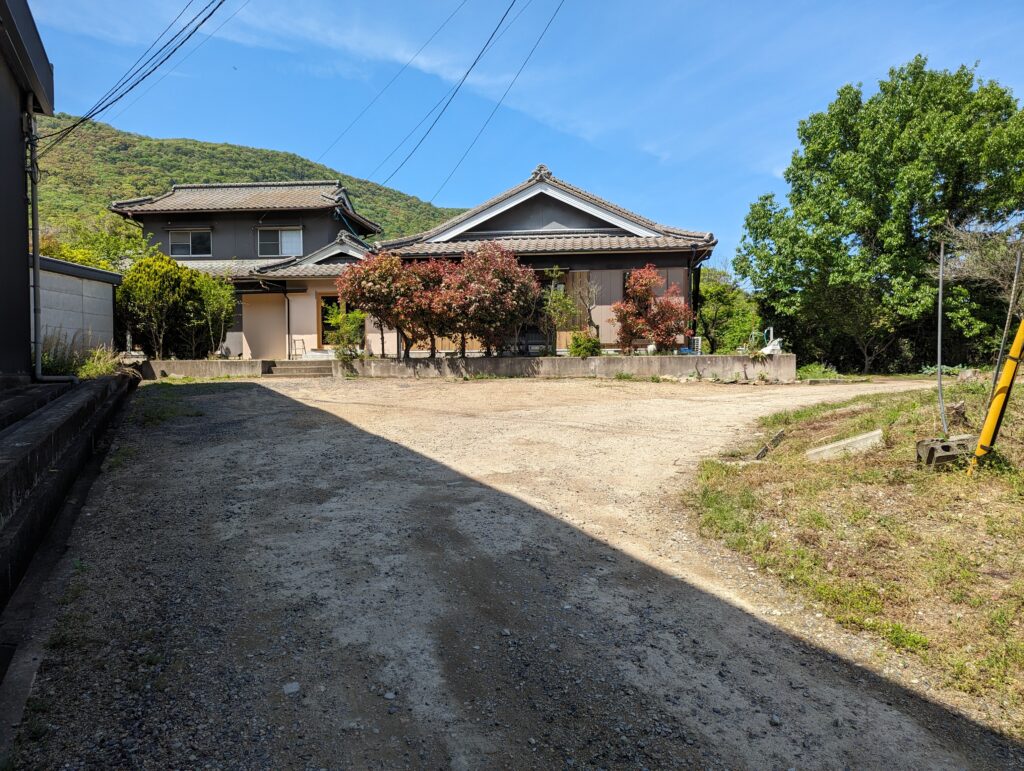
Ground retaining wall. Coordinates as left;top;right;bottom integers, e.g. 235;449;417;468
141;360;265;379
339;354;796;381
140;355;796;382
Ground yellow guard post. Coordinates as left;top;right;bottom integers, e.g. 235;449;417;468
969;318;1024;474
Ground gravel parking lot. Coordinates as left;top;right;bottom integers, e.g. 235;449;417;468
14;376;1019;768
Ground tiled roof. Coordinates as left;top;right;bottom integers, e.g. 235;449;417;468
179;255;357;280
255;263;352;278
110;181;383;234
180;259;287;278
376;164;714;250
386;233;713;257
112;181;346;213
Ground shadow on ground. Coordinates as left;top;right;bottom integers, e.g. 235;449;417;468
15;381;1022;769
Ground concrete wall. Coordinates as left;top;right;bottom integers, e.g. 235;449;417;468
29;262;118;349
137;209;340;262
0;57;30;380
338;354;796;381
141;360;265;379
138;354;796;382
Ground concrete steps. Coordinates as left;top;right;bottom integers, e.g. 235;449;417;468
0;376;133;612
0;384;72;433
264;360;334;378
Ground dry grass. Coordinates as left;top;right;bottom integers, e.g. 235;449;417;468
689;380;1024;731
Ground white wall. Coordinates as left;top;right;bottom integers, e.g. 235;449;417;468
29;267;116;349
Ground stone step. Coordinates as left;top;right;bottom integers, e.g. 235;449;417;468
0;376;134;611
263;372;334;379
0;383;73;433
265;359;334;369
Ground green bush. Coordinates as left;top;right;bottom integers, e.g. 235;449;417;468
117;254;235;359
324;308;367;359
796;362;840;380
568;330;602;358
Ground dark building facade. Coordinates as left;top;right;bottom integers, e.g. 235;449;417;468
0;0;53;382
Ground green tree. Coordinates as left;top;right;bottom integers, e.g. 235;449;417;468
118;254;186;358
696;268;760;353
118;255;235;359
42;211;161;270
536;268;580;353
735;56;1024;372
197;274;237;356
324;307;367;359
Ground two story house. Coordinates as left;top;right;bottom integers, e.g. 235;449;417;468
111;180;381;359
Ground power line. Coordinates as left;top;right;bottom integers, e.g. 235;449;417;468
38;0;218;141
36;0;204;140
110;0;254;121
315;0;472;164
38;0;228;157
363;0;536;182
86;0;200;125
378;0;518;187
430;0;565;202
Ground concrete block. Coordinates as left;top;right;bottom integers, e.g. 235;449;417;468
805;429;883;462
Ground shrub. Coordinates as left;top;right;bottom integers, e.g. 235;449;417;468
324;308;367;359
117;255;234;359
612;264;693;353
336;253;406;358
537;268;580;351
568;330;602;358
796;362;840;380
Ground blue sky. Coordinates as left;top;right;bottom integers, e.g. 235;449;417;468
28;0;1024;269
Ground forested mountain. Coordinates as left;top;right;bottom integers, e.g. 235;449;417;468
35;114;462;240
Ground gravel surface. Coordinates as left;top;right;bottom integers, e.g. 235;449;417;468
15;377;1021;769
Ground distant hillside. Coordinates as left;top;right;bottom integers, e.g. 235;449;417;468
35;114;462;240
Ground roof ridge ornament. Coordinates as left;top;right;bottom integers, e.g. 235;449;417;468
530;163;552;181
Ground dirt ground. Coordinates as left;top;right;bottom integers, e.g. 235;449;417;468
15;377;1022;769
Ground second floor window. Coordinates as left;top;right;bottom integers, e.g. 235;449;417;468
169;230;212;257
259;228;303;257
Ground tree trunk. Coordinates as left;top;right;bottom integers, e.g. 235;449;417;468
428;334;436;359
377;319;386;359
459;333;466;358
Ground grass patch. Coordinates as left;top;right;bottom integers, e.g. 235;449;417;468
133;381;205;426
797;362;841;380
614;371;635;381
105;445;136;471
684;382;1024;734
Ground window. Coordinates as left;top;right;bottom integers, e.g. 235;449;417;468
258;228;303;257
169;230;212;257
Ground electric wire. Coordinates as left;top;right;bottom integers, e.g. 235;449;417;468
429;0;565;202
110;0;254;121
38;0;228;157
315;0;472;163
363;0;536;182
35;0;201;139
378;0;518;187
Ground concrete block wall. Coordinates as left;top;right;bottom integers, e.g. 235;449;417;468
29;263;117;350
